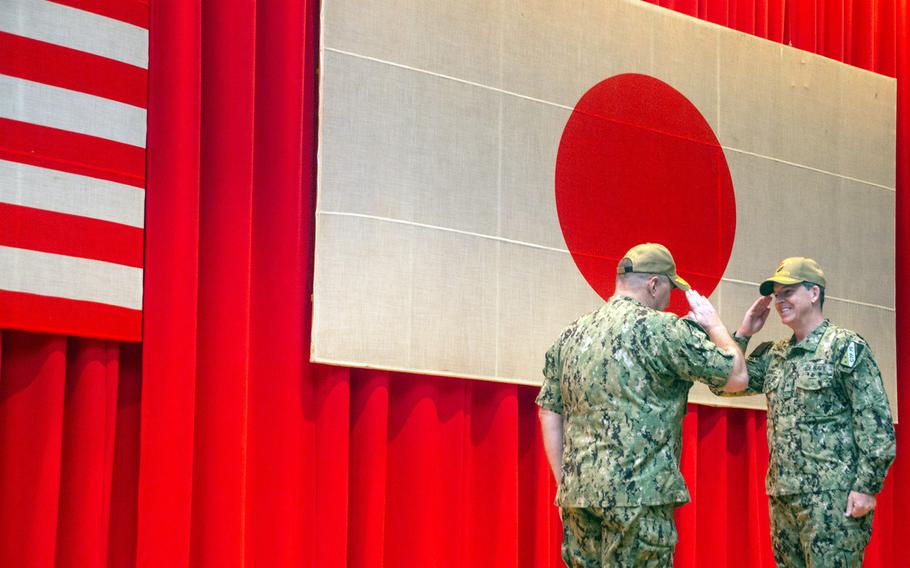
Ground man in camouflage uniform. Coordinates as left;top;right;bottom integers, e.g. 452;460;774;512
536;243;749;567
721;257;895;567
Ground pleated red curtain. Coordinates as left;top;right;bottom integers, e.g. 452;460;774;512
0;335;141;567
0;0;906;566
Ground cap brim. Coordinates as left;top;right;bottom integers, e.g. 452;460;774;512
671;275;691;291
759;275;802;296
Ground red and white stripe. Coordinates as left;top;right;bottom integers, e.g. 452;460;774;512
0;0;147;341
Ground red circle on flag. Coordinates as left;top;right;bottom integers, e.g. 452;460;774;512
555;73;736;315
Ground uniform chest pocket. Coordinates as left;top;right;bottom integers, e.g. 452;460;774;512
794;361;835;390
795;360;838;416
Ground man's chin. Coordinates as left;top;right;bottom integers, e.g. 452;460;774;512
778;313;797;327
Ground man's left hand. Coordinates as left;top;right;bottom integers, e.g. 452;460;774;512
844;491;876;517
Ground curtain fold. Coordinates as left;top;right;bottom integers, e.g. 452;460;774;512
136;0;201;564
55;339;120;568
0;333;66;567
891;3;910;568
0;0;905;566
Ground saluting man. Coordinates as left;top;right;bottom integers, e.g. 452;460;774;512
537;243;748;567
723;257;896;567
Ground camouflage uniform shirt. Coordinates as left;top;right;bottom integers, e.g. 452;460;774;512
735;320;895;496
535;295;735;508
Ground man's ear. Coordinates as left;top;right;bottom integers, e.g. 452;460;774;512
648;275;660;295
809;285;821;304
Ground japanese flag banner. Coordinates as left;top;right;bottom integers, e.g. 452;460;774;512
312;0;895;415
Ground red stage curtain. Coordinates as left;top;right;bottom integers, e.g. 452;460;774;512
0;0;906;566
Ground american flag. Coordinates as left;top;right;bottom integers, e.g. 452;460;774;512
0;0;147;341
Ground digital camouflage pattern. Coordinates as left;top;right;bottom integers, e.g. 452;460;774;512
536;295;735;507
726;320;895;496
770;490;872;567
562;504;677;567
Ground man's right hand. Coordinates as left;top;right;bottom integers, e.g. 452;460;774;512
737;296;772;338
685;290;749;393
684;290;723;332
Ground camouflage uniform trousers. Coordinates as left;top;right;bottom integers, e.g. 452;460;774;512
770;490;873;568
561;504;677;567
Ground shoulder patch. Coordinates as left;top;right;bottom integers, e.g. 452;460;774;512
749;341;773;358
840;340;865;370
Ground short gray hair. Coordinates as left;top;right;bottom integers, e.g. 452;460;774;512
617;272;668;286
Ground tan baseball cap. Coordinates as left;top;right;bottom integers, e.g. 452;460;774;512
617;243;690;290
759;257;826;296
